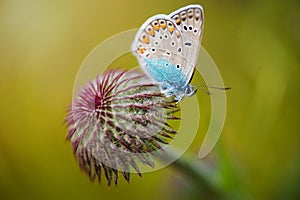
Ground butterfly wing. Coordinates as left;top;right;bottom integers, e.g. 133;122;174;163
169;5;204;85
132;15;188;88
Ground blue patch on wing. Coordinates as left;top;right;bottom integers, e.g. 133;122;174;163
145;58;187;87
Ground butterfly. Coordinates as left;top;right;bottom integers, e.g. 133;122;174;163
132;5;204;102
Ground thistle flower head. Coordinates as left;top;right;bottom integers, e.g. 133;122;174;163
65;69;179;185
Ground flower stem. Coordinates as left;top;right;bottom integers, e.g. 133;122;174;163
161;147;226;199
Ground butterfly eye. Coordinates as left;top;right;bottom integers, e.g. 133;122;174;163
185;87;195;96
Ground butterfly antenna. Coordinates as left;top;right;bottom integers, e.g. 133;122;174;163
194;84;231;95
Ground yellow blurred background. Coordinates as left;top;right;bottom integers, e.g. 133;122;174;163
0;0;299;199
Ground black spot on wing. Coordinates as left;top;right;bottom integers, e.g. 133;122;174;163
184;42;192;46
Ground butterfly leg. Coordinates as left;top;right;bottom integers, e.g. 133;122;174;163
174;95;183;102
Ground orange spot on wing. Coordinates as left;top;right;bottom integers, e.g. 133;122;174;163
160;23;166;29
153;24;159;31
138;47;146;54
142;36;150;44
148;29;155;36
168;26;174;33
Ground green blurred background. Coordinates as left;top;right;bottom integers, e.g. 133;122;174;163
0;0;299;199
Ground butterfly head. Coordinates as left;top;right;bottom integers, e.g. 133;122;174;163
173;84;196;102
184;85;196;97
